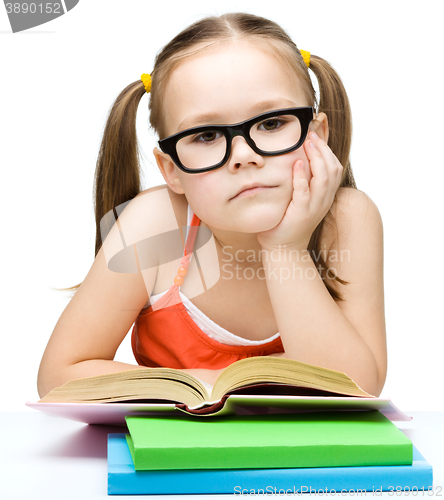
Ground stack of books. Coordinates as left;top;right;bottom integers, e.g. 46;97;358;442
107;410;433;495
28;356;433;494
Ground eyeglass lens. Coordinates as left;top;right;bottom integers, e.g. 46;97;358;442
175;113;302;171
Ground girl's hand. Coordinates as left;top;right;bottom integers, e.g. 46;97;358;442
256;131;343;251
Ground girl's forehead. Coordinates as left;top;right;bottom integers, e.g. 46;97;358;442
163;40;307;135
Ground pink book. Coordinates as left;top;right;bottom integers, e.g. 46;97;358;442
26;396;411;425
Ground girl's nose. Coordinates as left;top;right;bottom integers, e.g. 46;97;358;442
227;136;265;171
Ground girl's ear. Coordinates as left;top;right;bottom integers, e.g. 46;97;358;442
310;112;329;143
153;147;185;195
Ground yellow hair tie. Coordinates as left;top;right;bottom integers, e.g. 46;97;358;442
141;73;152;93
300;50;310;68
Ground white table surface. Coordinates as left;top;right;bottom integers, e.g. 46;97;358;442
1;411;443;499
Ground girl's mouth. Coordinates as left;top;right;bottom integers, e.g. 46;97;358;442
231;185;277;200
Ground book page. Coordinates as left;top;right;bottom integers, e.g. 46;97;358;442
211;357;373;401
195;378;214;395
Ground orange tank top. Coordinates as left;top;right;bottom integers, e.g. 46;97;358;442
131;213;285;370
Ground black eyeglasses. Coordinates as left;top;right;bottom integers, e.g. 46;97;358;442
158;106;314;174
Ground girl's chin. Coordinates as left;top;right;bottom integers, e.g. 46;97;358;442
201;201;289;232
236;209;286;233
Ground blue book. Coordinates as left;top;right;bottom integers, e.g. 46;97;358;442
107;433;433;495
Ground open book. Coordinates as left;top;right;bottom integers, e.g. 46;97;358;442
39;357;374;414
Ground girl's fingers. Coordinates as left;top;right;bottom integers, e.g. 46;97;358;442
293;160;310;209
303;136;330;206
304;133;342;218
311;134;343;180
304;134;328;181
304;133;343;209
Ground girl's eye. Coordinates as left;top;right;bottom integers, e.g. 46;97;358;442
193;131;221;143
258;118;285;131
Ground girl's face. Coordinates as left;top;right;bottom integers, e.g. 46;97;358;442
154;40;327;234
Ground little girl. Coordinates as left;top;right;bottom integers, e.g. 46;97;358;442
38;12;387;398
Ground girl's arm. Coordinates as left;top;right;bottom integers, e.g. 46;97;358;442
37;234;153;398
37;194;222;398
263;188;387;396
257;133;387;397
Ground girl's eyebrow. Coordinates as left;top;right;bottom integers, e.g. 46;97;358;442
176;98;297;133
177;111;222;133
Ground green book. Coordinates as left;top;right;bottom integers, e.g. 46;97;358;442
125;410;413;471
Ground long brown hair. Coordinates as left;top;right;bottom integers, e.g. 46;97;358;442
59;12;357;301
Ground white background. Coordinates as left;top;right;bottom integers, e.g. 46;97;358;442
1;0;443;412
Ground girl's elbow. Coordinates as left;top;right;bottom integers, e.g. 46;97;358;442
358;364;386;398
37;356;70;399
372;367;387;398
355;349;387;397
37;365;51;399
37;361;59;399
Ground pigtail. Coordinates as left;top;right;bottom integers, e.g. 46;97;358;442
93;80;146;255
306;55;358;301
308;55;356;189
55;80;147;294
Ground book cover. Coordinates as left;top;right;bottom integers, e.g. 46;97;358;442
25;396;412;425
125;410;413;471
107;433;432;495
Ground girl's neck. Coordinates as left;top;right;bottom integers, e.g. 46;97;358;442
201;221;265;268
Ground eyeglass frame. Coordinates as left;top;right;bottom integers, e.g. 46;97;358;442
158;106;314;174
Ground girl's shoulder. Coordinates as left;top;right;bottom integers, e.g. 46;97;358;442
122;184;187;233
323;186;383;257
330;187;382;227
117;185;188;271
